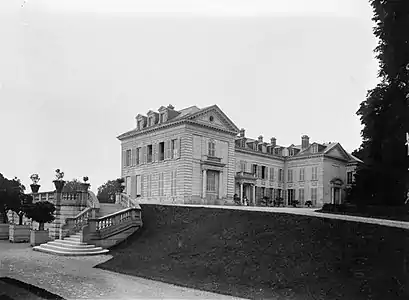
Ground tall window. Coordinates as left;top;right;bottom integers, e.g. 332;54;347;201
278;169;283;182
347;171;353;184
147;174;152;197
288;169;293;182
126;149;132;167
261;166;267;179
240;161;246;172
159;142;165;161
137;120;142;130
208;140;216;157
171;170;177;196
299;188;305;203
312;144;318;153
206;171;217;192
270;167;274;181
252;164;257;176
158;172;164;196
299;168;305;181
312;166;318;180
311;188;317;203
147;145;153;163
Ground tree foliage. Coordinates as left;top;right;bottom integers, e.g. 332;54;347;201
350;0;409;205
0;174;27;224
97;178;125;203
25;201;56;230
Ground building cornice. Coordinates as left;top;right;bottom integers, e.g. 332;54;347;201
235;146;285;161
185;120;238;136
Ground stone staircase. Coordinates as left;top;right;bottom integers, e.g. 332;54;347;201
33;232;109;256
32;193;142;256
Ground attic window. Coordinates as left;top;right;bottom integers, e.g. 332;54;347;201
312;144;318;153
209;115;214;122
159;113;165;123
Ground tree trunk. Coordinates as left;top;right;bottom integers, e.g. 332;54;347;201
18;213;23;225
39;222;44;231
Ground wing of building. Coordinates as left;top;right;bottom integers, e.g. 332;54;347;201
117;104;363;207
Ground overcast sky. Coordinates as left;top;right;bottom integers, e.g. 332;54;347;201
0;0;378;193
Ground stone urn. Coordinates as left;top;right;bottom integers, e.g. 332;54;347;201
30;184;40;193
80;183;90;192
53;180;65;193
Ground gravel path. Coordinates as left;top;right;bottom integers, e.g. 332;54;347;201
0;241;243;300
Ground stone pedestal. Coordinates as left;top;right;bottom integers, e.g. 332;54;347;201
9;224;30;243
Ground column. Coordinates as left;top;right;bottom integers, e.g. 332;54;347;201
331;187;334;204
202;169;207;198
219;171;223;199
240;183;243;205
339;188;342;204
252;184;256;206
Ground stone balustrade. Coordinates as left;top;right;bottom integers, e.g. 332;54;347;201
82;207;142;247
115;193;141;209
59;207;98;239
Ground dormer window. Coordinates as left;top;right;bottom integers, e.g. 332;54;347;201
159;113;166;123
312;144;318;153
148;116;154;126
137;120;142;130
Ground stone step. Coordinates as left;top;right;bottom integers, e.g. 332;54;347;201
37;243;104;253
53;239;88;246
64;236;81;242
33;245;109;256
47;241;96;249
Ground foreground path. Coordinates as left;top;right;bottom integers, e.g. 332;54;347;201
158;203;409;230
0;241;242;300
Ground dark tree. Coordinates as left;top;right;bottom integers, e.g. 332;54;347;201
0;174;26;224
97;178;125;203
25;201;56;230
350;0;409;205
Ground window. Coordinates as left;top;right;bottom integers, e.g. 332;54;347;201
159;113;165;123
159;142;165;161
288;169;293;182
209;115;214;122
299;188;305;203
312;144;318;153
312;166;318;180
126;149;132;167
147;145;153;163
240;161;246;172
148;117;153;126
206;171;217;192
270;167;274;181
278;169;283;182
252;164;257;176
208;140;216;157
299;168;305;181
158;172;164;196
137;120;142;130
347;171;353;184
147;174;152;197
171;170;177;196
311;188;317;203
261;166;267;179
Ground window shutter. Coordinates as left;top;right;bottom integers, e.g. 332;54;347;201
143;146;147;164
122;150;126;168
164;140;169;160
265;167;269;180
141;175;144;196
131;176;136;198
176;138;181;158
257;166;262;178
131;148;136;166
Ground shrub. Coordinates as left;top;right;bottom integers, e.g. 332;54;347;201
25;201;56;230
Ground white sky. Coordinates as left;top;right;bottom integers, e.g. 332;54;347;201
0;0;378;192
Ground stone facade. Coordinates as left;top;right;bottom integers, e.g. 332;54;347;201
118;104;363;207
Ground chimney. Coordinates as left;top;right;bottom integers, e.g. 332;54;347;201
270;137;276;147
167;104;175;110
239;128;245;137
301;135;310;150
258;135;263;143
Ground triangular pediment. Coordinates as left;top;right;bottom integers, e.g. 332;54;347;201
325;144;351;161
188;105;239;133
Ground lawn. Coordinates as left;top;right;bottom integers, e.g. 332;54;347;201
96;204;409;300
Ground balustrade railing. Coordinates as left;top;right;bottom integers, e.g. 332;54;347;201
60;207;97;239
115;193;141;209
